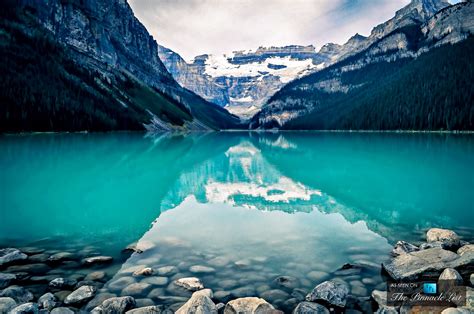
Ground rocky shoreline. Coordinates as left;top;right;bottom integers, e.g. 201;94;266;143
1;228;473;313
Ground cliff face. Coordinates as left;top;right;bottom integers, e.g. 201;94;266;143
3;0;241;131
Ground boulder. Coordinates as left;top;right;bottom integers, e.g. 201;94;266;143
48;252;75;263
470;274;474;286
174;277;204;291
0;297;17;313
189;265;216;274
51;308;75;314
439;268;463;285
426;228;460;249
0;248;27;266
156;266;178;276
176;290;217;314
224;297;274;314
0;285;34;303
125;305;167;313
292;301;329;314
82;256;113;265
382;248;472;280
64;285;97;304
101;296;136;313
391;241;419;256
0;273;16;289
441;308;471;314
371;290;388;307
133;267;154;277
457;244;474;256
86;271;106;281
122;283;152;296
305;280;349;307
9;302;38;314
49;277;78;289
375;305;398;314
38;292;57;310
260;289;290;303
193;289;213;298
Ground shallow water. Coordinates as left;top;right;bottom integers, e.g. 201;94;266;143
1;132;473;311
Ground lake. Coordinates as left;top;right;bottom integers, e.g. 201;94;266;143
1;132;473;312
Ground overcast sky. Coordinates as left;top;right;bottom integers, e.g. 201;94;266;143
128;0;450;61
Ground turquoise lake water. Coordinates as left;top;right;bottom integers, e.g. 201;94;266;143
0;132;473;310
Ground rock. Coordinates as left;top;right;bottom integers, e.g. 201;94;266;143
7;263;51;274
216;303;225;312
142;277;168;286
135;298;155;307
49;277;78;289
54;290;72;302
64;285;97;304
176;290;217;314
259;289;290;303
51;308;75;314
20;247;45;255
391;241;419;256
214;291;232;303
439;268;463;284
86;292;117;310
0;285;34;303
0;273;16;289
133;267;154;277
307;271;329;282
122;283;152;296
218;279;238;289
375;306;398;314
0;248;27;266
193;289;213;298
189;265;216;274
48;252;75;263
86;271;106;281
230;286;256;298
156;266;178;276
174;277;204;291
38;292;57;310
470;274;474;286
224;297;274;314
419;242;445;250
382;248;473;280
126;305;166;313
147;288;165;299
208;257;231;268
441;308;471;314
156;296;188;304
101;296;137;313
9;302;38;314
274;276;300;289
426;228;460;249
82;256;113;265
333;264;362;276
76;279;102;289
108;277;136;291
305;280;349;307
28;253;50;263
0;297;17;313
234;259;252;268
371;290;388;307
458;244;474;256
292;301;329;314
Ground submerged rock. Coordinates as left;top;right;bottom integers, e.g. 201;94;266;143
108;277;136;291
0;273;16;289
274;276;300;289
391;241;419;256
0;285;34;303
142;277;168;286
224;297;274;314
293;301;329;314
51;308;75;314
9;302;38;314
38;292;57;310
174;277;204;291
189;265;216;274
122;283;152;296
260;289;290;303
305;280;349;307
133;267;154;277
48;252;75;263
426;228;460;249
0;248;27;266
64;285;97;304
101;296;137;313
82;256;113;265
49;277;78;289
86;271;107;282
0;297;17;313
176;290;217;314
125;305;167;313
156;266;178;276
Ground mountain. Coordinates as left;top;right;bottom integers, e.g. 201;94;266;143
158;45;332;119
251;0;474;130
0;0;241;132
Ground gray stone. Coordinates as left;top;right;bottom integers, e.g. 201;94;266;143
259;289;290;303
375;306;398;314
20;247;45;255
9;302;38;314
292;301;329;314
224;297;274;314
7;263;50;274
147;288;165;299
216;303;225;312
122;283;152;296
101;296;137;313
189;265;216;274
426;228;460;249
86;292;117;310
174;277;204;291
382;248;473;280
126;305;166;313
85;271;106;281
214;291;232;303
439;268;463;285
0;297;17;313
0;285;34;303
48;252;75;263
142;276;168;286
64;285;97;304
231;286;256;298
218;279;238;289
441;308;471;314
0;248;27;266
51;308;75;314
156;296;188;304
391;241;419;256
193;289;213;298
305;280;349;307
470;273;474;286
38;292;57;311
133;267;154;277
207;257;231;268
307;271;329;282
108;276;136;291
273;276;299;289
54;291;72;302
457;244;474;256
156;266;178;276
419;242;445;250
28;254;50;263
176;291;217;314
0;273;16;289
371;290;388;307
49;277;78;289
82;256;113;265
135;298;155;307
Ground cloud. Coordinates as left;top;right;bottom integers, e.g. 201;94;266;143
129;0;413;60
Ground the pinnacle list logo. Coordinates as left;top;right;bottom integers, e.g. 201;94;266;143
423;283;437;295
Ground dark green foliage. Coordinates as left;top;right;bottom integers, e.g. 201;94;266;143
270;37;474;131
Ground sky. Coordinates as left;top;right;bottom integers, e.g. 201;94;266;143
128;0;453;61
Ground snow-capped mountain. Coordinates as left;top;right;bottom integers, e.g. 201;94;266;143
158;45;331;119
